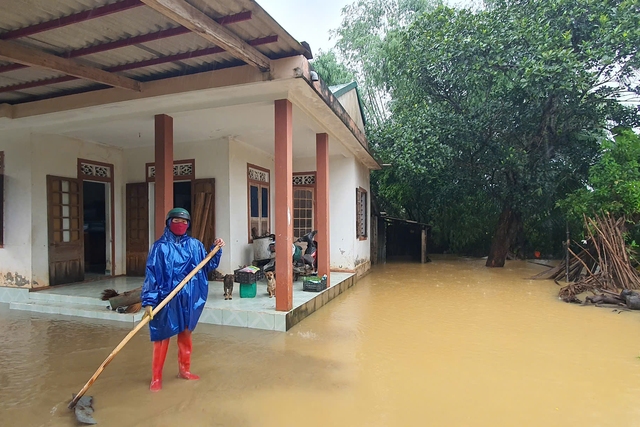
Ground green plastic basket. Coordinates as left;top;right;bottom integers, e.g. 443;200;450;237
303;276;327;292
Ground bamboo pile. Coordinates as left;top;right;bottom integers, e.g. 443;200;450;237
532;214;640;302
530;246;597;283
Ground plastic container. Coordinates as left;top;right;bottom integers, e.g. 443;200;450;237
234;268;264;284
303;276;327;292
252;236;273;261
240;282;257;298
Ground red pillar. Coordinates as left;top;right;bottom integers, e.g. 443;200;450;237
274;99;293;311
154;114;174;240
316;133;330;286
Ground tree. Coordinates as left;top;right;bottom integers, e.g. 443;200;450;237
559;128;640;222
310;50;354;87
368;111;500;254
333;0;439;126
379;0;640;266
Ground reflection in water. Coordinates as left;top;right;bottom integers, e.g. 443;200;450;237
2;256;640;426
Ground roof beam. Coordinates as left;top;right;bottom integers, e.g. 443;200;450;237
109;35;277;72
0;11;253;75
0;0;143;40
139;0;271;71
0;40;141;92
0;36;278;94
0;103;14;119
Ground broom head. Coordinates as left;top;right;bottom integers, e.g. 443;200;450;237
101;289;119;300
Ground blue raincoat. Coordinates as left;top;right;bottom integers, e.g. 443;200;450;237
141;227;222;342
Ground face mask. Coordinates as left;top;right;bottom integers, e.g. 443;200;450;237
169;221;189;236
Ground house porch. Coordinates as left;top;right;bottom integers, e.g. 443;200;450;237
2;272;356;331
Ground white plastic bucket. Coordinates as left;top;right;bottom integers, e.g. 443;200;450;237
253;237;273;261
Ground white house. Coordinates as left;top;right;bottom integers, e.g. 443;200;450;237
0;0;379;313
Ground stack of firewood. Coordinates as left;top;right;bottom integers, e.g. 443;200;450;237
531;213;640;302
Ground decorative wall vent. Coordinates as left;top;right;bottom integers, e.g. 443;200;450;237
293;174;315;186
80;162;111;179
78;159;113;182
248;166;269;183
147;160;195;181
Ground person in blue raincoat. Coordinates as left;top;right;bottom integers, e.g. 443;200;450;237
141;207;225;392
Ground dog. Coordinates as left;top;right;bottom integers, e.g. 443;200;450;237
265;271;276;298
223;274;234;300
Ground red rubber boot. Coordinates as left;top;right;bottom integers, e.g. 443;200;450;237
150;339;169;392
177;330;200;380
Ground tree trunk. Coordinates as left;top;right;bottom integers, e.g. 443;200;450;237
486;207;522;267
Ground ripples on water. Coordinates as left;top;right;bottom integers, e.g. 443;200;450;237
2;256;640;427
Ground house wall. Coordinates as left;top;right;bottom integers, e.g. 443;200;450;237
123;138;234;273
30;133;126;286
123;135;345;276
0;130;35;287
223;140;373;274
0;127;371;288
336;90;365;134
228;137;275;272
293;151;371;273
0;131;127;288
355;158;372;276
329;155;357;270
293;156;316;174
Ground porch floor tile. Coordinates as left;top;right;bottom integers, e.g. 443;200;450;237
11;273;354;331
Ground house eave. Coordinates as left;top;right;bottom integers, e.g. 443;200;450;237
2;57;305;125
293;62;381;170
0;55;382;171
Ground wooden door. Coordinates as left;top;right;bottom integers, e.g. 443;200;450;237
126;183;149;276
191;179;216;247
191;179;216;278
47;175;84;285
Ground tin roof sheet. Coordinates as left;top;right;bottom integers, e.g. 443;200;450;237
0;0;309;104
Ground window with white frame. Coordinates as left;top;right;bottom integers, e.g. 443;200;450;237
293;172;315;239
248;164;270;242
293;188;314;238
356;187;367;240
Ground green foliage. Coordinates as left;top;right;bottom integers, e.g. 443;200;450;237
333;0;440;126
369;114;499;253
310;50;355;87
368;0;639;256
559;128;640;221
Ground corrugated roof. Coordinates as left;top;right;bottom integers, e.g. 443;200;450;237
0;0;311;104
328;82;352;95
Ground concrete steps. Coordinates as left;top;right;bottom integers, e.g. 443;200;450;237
27;290;107;308
9;298;142;323
5;272;357;331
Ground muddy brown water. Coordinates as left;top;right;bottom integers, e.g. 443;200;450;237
2;256;640;427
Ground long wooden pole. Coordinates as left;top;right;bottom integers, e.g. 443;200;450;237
68;245;221;409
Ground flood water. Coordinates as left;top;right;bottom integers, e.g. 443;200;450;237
2;256;640;427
